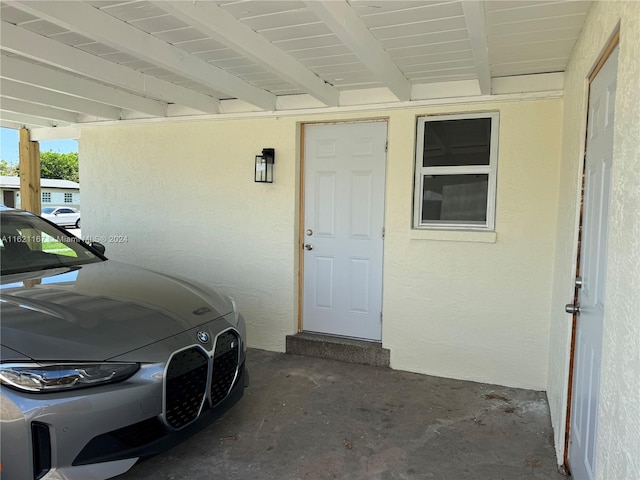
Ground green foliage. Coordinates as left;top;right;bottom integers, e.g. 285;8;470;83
39;151;79;183
1;151;79;182
0;159;18;176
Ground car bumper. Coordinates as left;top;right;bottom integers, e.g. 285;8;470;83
0;320;248;480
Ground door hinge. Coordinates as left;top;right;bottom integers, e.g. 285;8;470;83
385;140;388;152
382;227;385;239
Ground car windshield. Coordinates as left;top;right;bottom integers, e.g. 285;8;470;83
1;212;103;275
41;207;55;214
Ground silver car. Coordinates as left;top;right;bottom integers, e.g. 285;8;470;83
0;207;248;480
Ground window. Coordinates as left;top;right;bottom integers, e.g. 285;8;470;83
413;112;499;230
64;193;73;203
42;192;51;203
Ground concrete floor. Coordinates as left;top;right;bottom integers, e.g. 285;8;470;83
116;349;565;480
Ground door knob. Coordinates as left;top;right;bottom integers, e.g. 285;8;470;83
304;244;313;250
565;303;581;315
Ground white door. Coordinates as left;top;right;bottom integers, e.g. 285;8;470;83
303;122;387;341
568;46;618;480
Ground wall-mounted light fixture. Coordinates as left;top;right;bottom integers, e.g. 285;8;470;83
255;148;275;183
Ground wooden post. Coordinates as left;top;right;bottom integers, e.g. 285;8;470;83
19;128;41;214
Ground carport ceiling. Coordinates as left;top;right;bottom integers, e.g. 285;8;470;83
0;0;591;132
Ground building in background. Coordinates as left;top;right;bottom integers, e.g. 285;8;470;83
0;176;80;210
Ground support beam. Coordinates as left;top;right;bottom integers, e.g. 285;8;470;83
19;128;41;215
1;119;28;130
0;112;54;128
1;98;80;124
29;126;80;142
0;22;217;115
10;2;276;111
461;0;491;95
1;55;167;118
304;0;411;101
152;1;339;107
1;79;122;120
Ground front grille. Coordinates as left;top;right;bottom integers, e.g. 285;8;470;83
210;330;240;406
165;347;209;429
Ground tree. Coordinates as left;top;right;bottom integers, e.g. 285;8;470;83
2;151;79;182
0;159;18;176
39;151;79;183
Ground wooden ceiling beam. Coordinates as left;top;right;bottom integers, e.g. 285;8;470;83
153;1;339;107
1;19;217;114
10;1;276;111
461;0;492;95
304;0;411;101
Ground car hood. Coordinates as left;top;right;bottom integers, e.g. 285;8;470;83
0;260;233;361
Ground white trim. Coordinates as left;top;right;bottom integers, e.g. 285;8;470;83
412;80;481;100
30;127;81;142
410;229;497;243
413;111;500;231
23;90;562;138
492;73;564;95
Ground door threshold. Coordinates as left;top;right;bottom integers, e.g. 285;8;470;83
285;332;390;367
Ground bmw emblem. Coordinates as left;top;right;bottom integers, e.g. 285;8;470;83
197;331;210;344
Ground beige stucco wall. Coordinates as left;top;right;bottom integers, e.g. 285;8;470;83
80;97;562;392
81;118;301;353
547;1;640;478
383;100;562;390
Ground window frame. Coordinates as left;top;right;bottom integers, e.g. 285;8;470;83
42;192;52;203
64;193;73;203
413;111;499;231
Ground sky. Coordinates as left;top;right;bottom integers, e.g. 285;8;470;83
0;127;78;164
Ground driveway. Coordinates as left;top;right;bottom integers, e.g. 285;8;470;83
116;349;563;480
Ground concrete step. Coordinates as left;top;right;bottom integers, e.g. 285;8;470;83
285;332;390;367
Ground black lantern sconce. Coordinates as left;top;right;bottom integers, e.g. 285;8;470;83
255;148;275;183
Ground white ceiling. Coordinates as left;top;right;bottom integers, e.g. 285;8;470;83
0;0;592;134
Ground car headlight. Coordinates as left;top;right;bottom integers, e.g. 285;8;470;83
0;362;139;393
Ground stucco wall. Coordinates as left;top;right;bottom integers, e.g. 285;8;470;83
546;1;640;478
80;118;300;352
80;98;562;391
383;101;562;390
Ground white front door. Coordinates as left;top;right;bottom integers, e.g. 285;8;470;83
302;122;387;341
568;46;618;480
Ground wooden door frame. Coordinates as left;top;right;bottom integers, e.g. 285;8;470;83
297;118;389;334
562;30;619;471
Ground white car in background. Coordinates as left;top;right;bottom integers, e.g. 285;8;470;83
41;206;81;228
